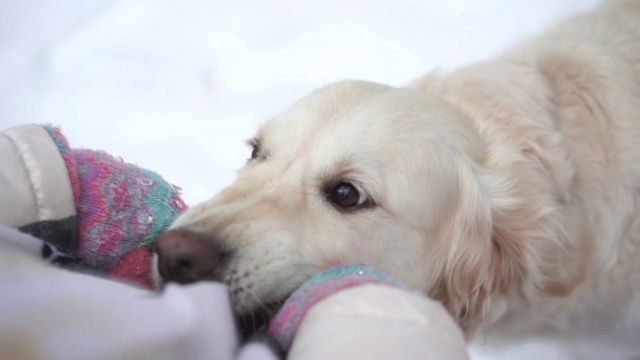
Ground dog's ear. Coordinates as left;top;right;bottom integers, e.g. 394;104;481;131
432;162;532;335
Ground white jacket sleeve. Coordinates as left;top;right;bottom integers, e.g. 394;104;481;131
287;284;470;360
0;224;241;360
0;124;76;228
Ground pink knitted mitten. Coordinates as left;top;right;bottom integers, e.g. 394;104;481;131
19;125;187;289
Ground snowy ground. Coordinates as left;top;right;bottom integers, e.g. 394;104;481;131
2;0;623;358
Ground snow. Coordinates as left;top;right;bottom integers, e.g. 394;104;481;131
2;0;619;358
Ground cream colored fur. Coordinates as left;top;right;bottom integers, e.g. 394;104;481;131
171;0;640;339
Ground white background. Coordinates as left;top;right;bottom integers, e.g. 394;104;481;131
0;0;603;205
4;1;625;358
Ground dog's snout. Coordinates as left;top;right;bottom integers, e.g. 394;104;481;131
155;229;224;284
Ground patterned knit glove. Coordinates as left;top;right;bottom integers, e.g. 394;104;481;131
267;263;411;351
18;125;187;289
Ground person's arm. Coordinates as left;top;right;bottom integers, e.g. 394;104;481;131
269;264;469;360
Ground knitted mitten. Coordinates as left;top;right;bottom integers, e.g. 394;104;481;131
19;125;186;289
267;263;411;351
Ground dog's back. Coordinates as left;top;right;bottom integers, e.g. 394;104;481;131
414;0;640;341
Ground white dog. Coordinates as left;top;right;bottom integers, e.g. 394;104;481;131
156;0;640;341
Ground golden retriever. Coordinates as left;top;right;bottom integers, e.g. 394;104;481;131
157;0;640;340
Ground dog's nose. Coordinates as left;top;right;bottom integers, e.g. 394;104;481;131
155;229;223;284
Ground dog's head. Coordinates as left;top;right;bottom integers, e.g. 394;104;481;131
156;80;539;334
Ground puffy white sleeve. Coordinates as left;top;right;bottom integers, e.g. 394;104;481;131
287;284;469;360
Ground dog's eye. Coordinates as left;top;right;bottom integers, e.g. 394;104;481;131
330;182;367;208
247;138;260;161
250;144;259;160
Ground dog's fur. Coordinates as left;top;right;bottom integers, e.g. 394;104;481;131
170;0;640;339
